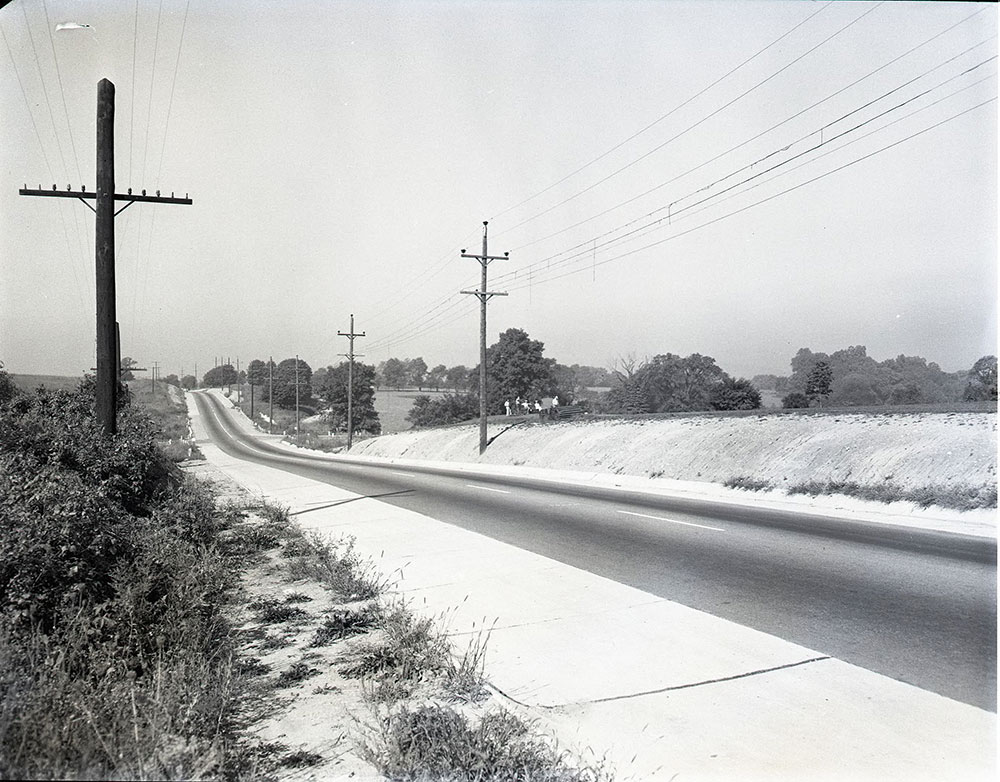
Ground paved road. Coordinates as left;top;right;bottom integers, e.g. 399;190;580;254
193;392;997;710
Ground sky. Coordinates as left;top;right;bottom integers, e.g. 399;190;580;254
0;0;996;382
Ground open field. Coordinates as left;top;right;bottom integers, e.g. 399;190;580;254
10;373;85;393
374;388;450;433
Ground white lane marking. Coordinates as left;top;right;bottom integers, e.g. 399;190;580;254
391;471;417;477
466;484;511;494
617;510;725;532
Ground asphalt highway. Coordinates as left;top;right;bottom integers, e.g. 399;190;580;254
193;391;997;711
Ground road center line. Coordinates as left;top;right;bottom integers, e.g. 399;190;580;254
617;510;725;532
466;484;511;494
390;471;417;477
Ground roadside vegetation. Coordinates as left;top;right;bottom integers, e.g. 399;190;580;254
0;364;610;780
724;475;997;511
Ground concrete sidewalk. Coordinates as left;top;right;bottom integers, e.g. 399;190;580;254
190;392;996;780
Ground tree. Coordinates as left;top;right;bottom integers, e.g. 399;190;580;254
782;391;810;409
163;374;180;387
406;357;428;390
829;373;879;406
203;364;237;388
180;374;197;390
609;353;729;413
711;378;762;410
120;356;140;381
805;361;833;406
268;358;312;407
247;359;269;388
381;358;406;390
480;328;559;414
315;362;381;435
964;355;998;401
445;365;470;392
427;364;447;391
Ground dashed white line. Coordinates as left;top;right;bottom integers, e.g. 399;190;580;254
391;470;417;477
617;510;725;532
466;484;511;494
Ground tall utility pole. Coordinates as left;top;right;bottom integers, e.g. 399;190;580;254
338;313;366;450
461;221;509;454
151;361;158;393
295;355;300;436
236;357;241;404
268;356;274;435
18;79;192;435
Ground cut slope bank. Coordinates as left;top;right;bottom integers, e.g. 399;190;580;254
351;410;996;501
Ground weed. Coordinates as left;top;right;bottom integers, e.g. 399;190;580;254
283;591;313;604
284;532;386;600
309;605;380;647
259;633;293;651
340;604;489;703
280;749;324;768
275;661;321;688
237;657;271;677
786;480;997;510
248;596;309;624
360;704;611;782
724;475;773;492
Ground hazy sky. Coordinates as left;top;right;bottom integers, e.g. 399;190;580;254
1;0;996;381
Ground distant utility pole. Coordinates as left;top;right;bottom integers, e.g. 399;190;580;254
151;361;159;393
268;356;274;435
295;355;300;436
461;221;509;454
18;79;192;435
338;313;366;450
236;357;241;404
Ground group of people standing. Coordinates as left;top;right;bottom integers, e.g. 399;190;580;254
504;395;559;416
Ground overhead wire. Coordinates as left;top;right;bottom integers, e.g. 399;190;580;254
503;9;992;257
503;96;996;293
367;81;996;352
492;1;886;240
490;51;998;287
3;8;87;316
488;0;835;223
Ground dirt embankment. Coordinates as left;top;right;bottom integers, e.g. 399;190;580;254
350;411;996;493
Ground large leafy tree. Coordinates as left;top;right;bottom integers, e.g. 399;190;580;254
202;364;237;388
445;365;470;392
478;328;560;414
314;362;381;435
268;358;312;407
805;361;833;406
610;353;729;413
426;364;447;391
405;357;428;390
711;378;762;410
380;358;406;390
964;355;998;401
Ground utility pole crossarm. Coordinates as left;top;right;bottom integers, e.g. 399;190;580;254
20;186;192;216
460;289;508;301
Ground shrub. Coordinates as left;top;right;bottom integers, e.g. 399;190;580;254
361;705;610;782
781;391;810;409
406;393;479;428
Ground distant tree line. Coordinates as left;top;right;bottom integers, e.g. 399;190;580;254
750;347;997;408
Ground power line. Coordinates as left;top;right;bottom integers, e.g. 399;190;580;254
491;51;997;288
488;0;836;223
366;93;995;354
504;96;996;293
503;11;993;257
494;1;887;239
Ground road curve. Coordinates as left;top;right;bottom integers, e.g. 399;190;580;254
192;391;997;710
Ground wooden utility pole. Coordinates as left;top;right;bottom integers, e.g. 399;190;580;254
461;221;508;454
150;361;159;393
268;356;274;435
295;355;300;436
18;79;192;435
338;313;366;450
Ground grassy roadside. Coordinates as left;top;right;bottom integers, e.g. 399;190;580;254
225;497;613;781
724;475;998;510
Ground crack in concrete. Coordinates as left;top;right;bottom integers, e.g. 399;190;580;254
491;655;832;710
